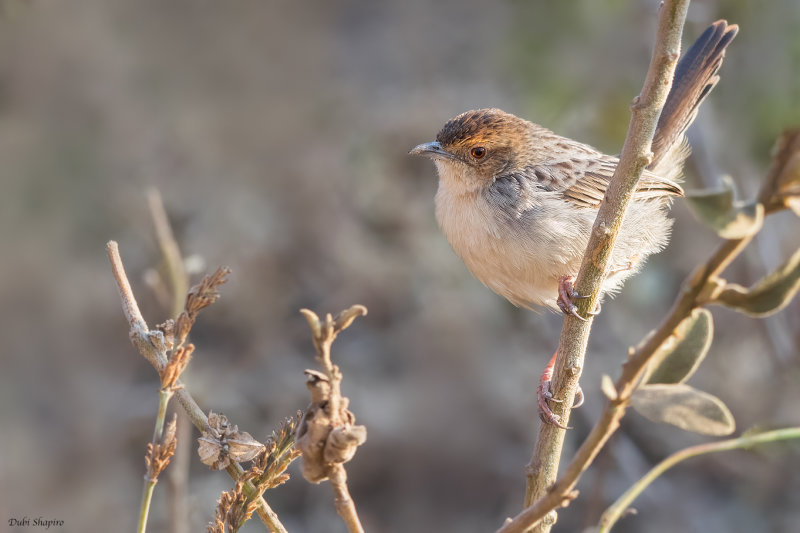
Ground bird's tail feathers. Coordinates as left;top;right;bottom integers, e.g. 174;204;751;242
650;20;738;180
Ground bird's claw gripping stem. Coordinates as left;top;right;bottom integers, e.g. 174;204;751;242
557;275;602;320
537;350;584;429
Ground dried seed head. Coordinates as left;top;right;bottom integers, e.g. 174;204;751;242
304;369;331;404
245;415;302;492
296;402;366;483
332;305;368;334
323;425;367;464
154;319;176;349
185;268;230;317
300;305;368;360
208;480;252;533
160;343;194;389
198;412;264;470
174;267;231;346
300;309;322;340
145;414;178;481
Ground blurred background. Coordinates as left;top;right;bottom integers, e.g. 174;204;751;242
1;0;799;531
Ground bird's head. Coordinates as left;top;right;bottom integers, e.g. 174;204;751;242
410;108;537;183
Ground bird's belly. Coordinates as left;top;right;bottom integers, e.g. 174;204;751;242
474;257;561;310
435;190;574;310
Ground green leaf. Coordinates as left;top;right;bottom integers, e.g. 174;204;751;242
714;247;800;317
631;383;735;436
644;308;713;385
686;177;764;238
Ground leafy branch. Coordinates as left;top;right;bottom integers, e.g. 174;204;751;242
501;99;800;533
512;5;800;533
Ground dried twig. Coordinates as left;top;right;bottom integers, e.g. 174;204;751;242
106;241;289;533
297;306;368;533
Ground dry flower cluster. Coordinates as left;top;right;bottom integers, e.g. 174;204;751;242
109;234;370;532
205;416;302;533
197;412;265;471
144;414;178;483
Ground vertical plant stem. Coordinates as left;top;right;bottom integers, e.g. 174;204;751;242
147;188;192;533
523;1;691;531
137;388;175;533
329;465;365;533
137;480;157;533
153;388;174;442
168;415;191;533
147;188;189;318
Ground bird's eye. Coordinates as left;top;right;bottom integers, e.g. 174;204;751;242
470;146;487;159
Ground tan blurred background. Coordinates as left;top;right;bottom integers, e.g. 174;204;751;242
1;0;799;531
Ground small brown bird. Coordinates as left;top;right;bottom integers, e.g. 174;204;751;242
411;21;737;427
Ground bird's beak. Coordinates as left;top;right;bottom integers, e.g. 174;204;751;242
409;141;456;160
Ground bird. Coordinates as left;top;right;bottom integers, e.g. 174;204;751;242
410;20;738;428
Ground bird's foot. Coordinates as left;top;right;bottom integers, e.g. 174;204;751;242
557;276;590;321
557;275;602;320
537;351;584;429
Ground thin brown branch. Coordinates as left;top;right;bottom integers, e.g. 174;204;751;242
108;240;148;331
329;465;365;533
297;307;368;533
521;1;692;531
107;241;165;371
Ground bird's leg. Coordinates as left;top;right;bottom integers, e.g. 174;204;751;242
558;256;637;319
537;350;584;429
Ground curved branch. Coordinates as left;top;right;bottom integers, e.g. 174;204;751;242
598;427;800;531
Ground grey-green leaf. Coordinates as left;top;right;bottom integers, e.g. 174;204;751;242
631;384;735;436
601;374;618;400
686;177;764;239
644;309;713;385
714;247;800;317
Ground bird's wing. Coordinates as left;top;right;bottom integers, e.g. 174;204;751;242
525;155;684;209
